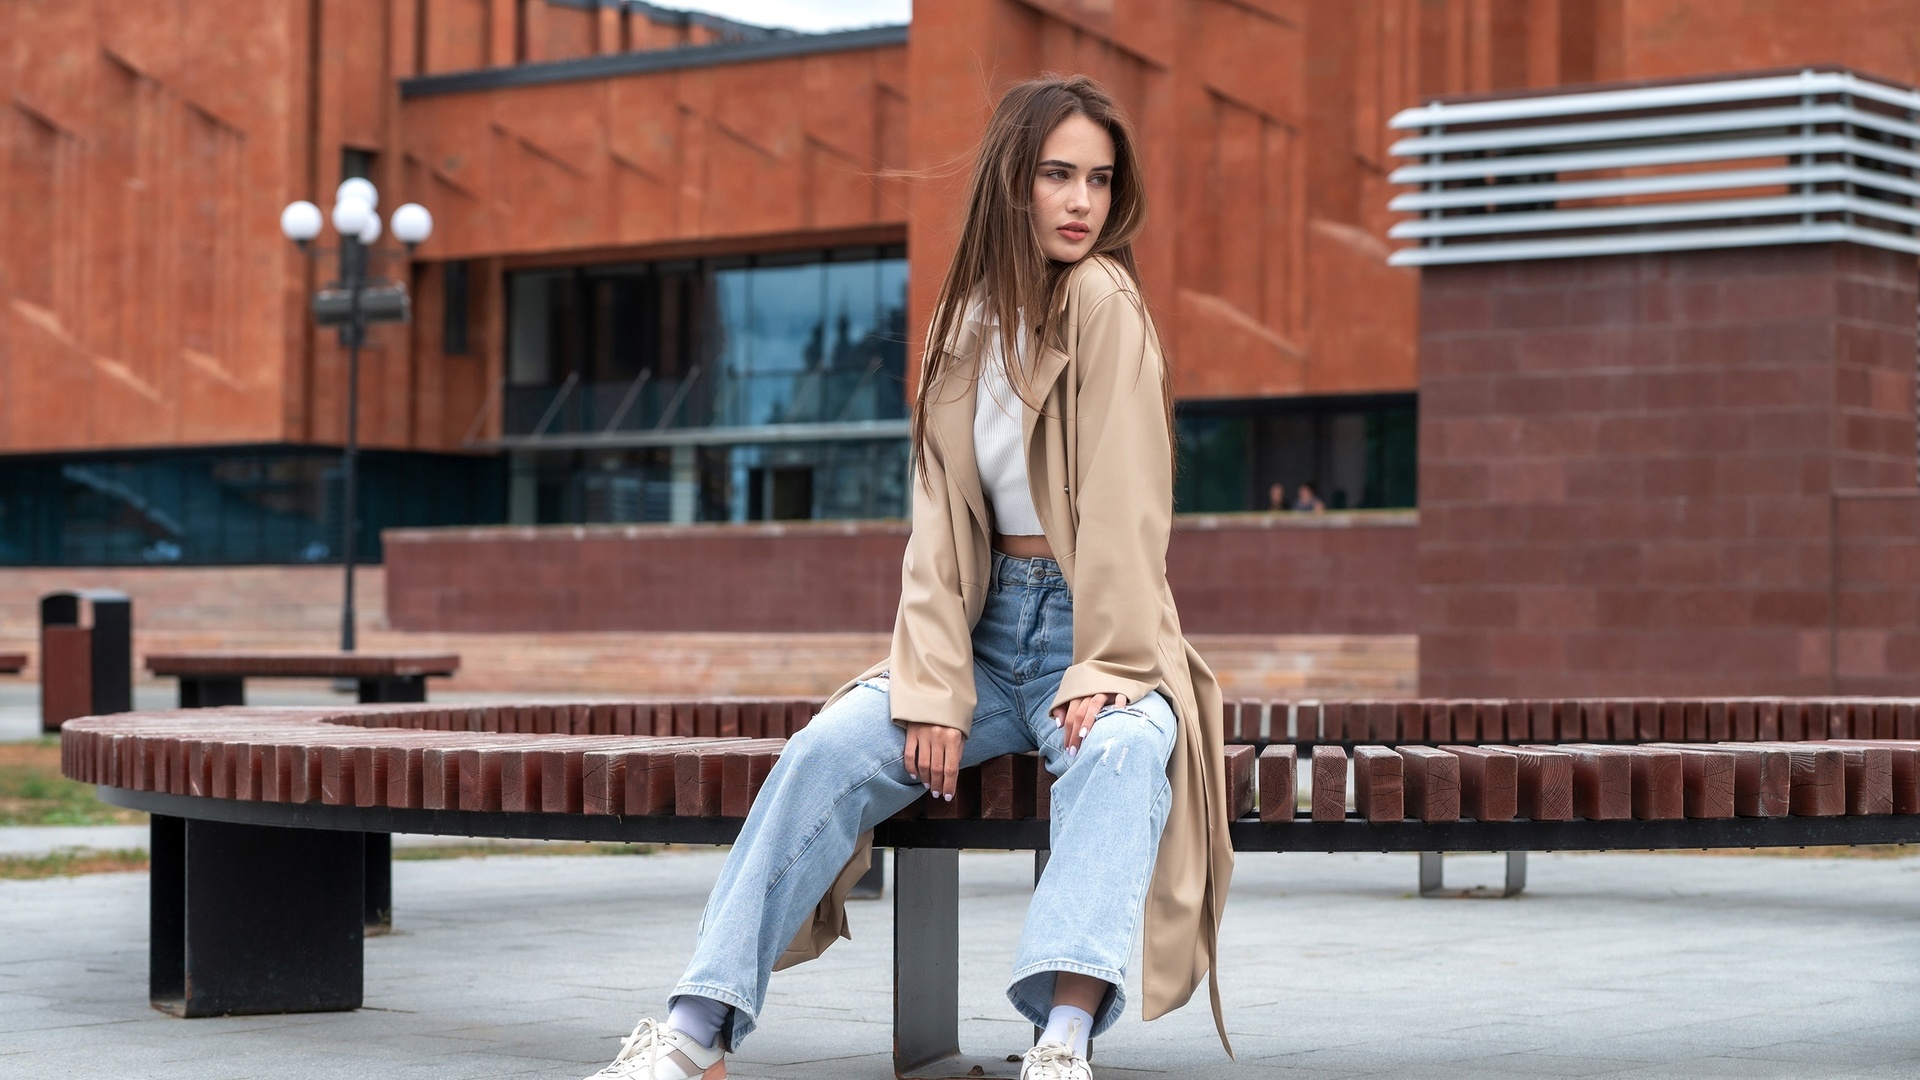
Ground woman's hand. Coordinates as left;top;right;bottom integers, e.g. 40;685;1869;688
904;722;965;801
1051;692;1128;756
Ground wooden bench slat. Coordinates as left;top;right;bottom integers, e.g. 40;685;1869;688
1257;745;1296;824
1502;747;1574;821
1396;746;1460;823
1310;746;1347;822
1443;746;1518;822
1352;746;1404;823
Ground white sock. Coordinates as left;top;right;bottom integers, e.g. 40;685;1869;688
666;994;729;1050
1040;1004;1094;1058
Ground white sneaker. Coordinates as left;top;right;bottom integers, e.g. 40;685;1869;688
584;1018;726;1079
1020;1032;1091;1080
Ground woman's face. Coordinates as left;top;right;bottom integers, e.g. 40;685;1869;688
1031;113;1115;264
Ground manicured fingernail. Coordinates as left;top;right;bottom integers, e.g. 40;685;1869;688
1079;727;1090;737
1068;745;1077;756
943;793;952;801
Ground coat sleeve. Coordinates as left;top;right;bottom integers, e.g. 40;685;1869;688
888;437;981;735
1052;288;1173;711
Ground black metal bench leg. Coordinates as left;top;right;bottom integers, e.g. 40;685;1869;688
894;847;958;1077
151;818;364;1017
352;679;415;931
357;676;426;704
179;676;245;709
150;815;186;1009
1419;851;1528;898
364;833;393;932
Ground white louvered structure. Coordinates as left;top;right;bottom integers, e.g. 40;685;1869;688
1386;68;1920;266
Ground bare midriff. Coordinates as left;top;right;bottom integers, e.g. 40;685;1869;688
992;533;1054;560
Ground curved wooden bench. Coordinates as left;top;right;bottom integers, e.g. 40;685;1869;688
61;697;1920;1080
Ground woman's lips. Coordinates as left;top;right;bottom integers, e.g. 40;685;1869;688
1056;223;1089;241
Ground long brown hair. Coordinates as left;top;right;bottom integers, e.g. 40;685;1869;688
912;74;1170;469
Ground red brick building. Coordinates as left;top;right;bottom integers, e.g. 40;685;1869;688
7;0;1920;700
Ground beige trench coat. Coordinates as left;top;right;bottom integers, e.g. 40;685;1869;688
778;256;1233;1053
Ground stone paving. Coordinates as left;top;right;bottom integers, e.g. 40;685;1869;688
3;845;1918;1079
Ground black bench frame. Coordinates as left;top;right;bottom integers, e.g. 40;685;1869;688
101;786;1920;1079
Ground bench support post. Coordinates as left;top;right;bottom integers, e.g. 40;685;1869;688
351;679;412;931
150;814;363;1017
178;676;245;709
894;847;958;1075
1418;851;1527;898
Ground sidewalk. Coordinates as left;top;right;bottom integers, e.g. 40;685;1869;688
3;848;1918;1078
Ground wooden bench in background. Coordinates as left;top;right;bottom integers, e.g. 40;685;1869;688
60;696;1920;1080
144;652;461;708
0;653;25;675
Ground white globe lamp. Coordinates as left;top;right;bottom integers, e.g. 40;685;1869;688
390;203;434;248
279;200;323;245
358;213;382;245
336;177;378;211
331;196;371;238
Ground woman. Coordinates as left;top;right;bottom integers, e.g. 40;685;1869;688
586;74;1233;1080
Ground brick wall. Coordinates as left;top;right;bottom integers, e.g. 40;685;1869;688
1835;490;1920;695
382;513;1421;636
1419;243;1920;698
0;563;1413;699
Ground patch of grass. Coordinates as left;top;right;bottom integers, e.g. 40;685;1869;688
0;848;148;880
0;737;145;826
394;841;658;861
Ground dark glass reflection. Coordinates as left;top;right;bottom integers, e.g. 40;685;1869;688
0;448;503;566
504;246;909;437
1175;394;1418;513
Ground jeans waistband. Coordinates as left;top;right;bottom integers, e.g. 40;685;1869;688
992;550;1066;588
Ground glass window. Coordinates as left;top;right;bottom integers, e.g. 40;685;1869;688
1175;394;1418;513
504;249;909;436
0;449;503;566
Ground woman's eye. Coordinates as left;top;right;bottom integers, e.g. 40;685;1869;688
1043;170;1068;181
1090;174;1109;187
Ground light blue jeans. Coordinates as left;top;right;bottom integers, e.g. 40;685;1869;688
671;553;1178;1048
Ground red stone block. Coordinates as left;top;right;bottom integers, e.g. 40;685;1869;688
1444;746;1517;821
1761;744;1848;816
1294;702;1321;742
981;754;1038;819
1397;746;1461;822
674;748;727;817
541;747;586;813
1838;744;1894;815
458;748;506;812
1258;745;1297;823
1504;747;1574;820
1311;746;1347;822
1396;701;1425;741
1532;744;1631;820
1367;702;1399;742
582;751;625;815
499;748;540;812
1224;745;1257;819
1352;746;1404;822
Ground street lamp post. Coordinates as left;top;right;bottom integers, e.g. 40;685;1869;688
281;182;434;651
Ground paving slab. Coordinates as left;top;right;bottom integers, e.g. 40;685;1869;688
1;848;1918;1078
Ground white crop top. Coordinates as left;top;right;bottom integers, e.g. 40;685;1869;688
972;313;1046;536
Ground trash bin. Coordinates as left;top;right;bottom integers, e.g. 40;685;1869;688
41;590;132;732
